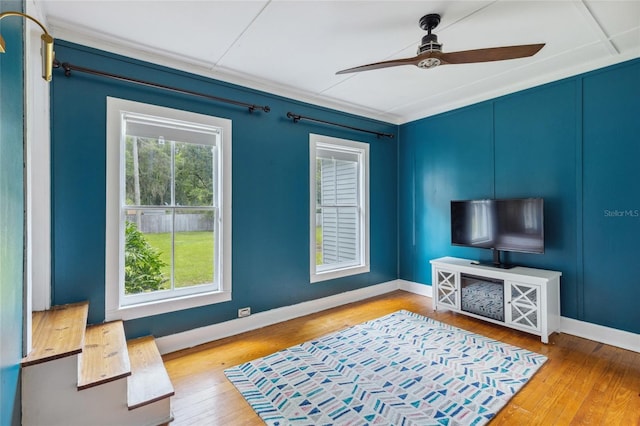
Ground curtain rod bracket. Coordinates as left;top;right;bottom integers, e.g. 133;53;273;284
286;112;301;123
248;105;270;113
286;111;393;139
52;59;69;77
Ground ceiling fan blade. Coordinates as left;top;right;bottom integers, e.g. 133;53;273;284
336;55;422;75
335;43;544;74
440;43;545;64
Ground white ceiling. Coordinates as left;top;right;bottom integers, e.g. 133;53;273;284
35;0;640;124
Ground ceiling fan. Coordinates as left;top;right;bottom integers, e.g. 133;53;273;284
336;13;545;74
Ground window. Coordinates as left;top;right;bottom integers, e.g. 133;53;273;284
310;134;369;283
106;98;231;320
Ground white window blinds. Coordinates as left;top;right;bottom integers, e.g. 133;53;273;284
310;134;369;283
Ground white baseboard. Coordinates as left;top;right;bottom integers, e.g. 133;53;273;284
156;280;400;354
560;316;640;353
398;279;433;298
157;279;639;355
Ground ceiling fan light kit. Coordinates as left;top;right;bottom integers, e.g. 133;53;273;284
336;13;545;75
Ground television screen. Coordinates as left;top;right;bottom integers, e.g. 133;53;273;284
451;198;544;254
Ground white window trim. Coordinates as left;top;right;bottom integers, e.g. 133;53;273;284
105;97;232;321
309;133;370;283
25;8;52;355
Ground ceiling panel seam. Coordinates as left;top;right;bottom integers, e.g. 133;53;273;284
574;0;620;55
211;0;272;71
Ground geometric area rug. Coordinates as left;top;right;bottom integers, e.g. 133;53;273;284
225;310;547;425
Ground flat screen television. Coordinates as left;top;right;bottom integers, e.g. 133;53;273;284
451;198;544;268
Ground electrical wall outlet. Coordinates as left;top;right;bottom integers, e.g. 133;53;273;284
238;307;251;318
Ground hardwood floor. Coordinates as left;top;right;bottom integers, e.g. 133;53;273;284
162;290;640;425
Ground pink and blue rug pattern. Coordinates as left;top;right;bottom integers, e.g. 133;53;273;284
225;310;546;425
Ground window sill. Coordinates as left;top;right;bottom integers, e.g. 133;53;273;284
310;264;370;283
105;290;231;321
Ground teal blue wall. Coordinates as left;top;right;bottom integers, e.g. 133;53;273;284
0;1;24;425
399;59;640;334
50;41;397;337
582;62;640;331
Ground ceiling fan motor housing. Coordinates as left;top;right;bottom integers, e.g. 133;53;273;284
417;13;443;64
418;33;442;54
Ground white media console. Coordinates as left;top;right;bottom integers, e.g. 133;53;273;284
430;257;561;343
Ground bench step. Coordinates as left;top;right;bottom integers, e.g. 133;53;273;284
22;301;89;367
78;320;131;390
127;336;175;410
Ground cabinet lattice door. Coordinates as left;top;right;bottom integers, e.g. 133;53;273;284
436;269;458;309
508;283;540;331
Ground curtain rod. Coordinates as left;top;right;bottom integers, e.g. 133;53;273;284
286;112;394;139
53;60;271;114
